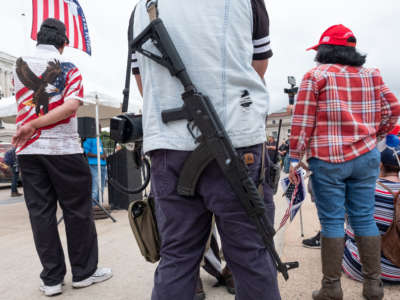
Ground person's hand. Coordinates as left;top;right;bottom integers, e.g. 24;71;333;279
287;105;294;115
12;123;36;148
289;163;299;185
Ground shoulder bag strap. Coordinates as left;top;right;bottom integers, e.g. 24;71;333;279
377;181;396;198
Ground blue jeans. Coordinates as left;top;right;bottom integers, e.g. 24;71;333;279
309;148;380;238
90;165;107;204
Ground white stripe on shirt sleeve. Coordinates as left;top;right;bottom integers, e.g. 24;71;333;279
253;44;272;54
253;36;270;46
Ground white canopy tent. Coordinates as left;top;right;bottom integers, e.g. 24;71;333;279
0;97;17;120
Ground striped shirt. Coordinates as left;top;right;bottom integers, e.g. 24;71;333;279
342;178;400;282
289;64;400;163
13;45;84;155
132;0;273;74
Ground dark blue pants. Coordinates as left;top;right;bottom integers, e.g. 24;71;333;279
150;145;281;300
11;165;19;193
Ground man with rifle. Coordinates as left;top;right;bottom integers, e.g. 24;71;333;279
130;1;285;299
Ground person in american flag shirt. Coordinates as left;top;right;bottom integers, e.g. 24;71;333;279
12;19;111;297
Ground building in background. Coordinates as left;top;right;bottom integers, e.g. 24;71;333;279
0;51;16;129
266;107;292;143
0;51;16;99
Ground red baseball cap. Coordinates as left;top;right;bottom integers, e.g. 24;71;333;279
307;24;356;51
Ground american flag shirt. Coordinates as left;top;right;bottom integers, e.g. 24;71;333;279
13;44;84;155
290;64;400;163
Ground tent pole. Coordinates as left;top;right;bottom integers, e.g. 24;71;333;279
95;95;103;206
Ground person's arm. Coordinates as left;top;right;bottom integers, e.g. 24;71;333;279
289;72;319;161
135;74;143;97
251;0;273;79
86;151;106;159
376;75;400;139
288;72;319;184
84;139;106;159
252;60;269;79
12;100;81;147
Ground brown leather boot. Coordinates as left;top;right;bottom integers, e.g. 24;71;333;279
194;276;205;300
312;236;344;300
221;266;235;294
355;236;384;300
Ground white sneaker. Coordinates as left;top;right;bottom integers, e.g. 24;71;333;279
72;267;113;289
39;281;63;297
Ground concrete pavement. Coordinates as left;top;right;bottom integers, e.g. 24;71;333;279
0;180;399;299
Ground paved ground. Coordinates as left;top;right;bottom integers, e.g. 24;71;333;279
0;179;399;299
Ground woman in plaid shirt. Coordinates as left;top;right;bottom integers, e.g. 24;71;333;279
289;25;400;300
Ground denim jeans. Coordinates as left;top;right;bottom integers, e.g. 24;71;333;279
309;148;380;238
90;165;107;204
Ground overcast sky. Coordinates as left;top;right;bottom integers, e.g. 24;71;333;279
1;0;400;113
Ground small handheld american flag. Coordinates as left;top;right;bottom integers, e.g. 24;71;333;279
278;169;307;230
31;0;91;55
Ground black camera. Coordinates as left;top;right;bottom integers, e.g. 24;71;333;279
110;114;143;144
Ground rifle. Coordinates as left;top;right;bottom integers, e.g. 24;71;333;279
273;120;283;164
130;7;298;280
267;120;282;195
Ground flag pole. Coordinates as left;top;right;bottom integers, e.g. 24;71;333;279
95;94;103;206
20;0;30;54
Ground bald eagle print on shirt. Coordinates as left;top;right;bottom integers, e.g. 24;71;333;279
15;58;62;116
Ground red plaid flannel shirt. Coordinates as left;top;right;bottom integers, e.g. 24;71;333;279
290;64;400;163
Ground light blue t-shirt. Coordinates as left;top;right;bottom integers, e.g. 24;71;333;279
83;138;106;166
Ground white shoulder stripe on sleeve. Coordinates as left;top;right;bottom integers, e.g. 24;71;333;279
253;36;270;46
253;44;272;54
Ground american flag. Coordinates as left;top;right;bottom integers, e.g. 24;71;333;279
278;169;307;230
31;0;91;55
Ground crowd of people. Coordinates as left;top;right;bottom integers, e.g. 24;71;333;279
7;1;400;300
